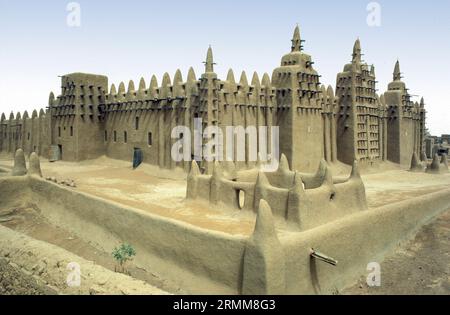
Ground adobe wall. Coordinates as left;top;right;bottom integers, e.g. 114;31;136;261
0;176;247;294
281;188;450;294
1;174;449;294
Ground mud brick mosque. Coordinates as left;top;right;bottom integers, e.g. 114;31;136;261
0;26;426;173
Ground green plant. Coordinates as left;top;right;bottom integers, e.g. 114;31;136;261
112;243;136;274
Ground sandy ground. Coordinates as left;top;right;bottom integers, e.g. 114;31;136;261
342;209;450;295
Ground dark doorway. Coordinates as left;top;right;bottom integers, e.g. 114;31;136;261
49;144;62;162
133;147;143;169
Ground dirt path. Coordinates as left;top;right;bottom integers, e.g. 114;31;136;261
342;209;450;295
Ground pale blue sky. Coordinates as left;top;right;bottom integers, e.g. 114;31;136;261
0;0;449;135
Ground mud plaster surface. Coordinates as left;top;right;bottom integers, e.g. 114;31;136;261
1;155;449;236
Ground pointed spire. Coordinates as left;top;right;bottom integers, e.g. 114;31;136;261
420;97;425;108
370;64;376;76
187;67;197;82
138;77;146;91
205;46;215;73
118;82;126;95
48;92;55;106
226;69;236;83
352;38;361;63
110;84;117;95
327;85;335;100
393;60;401;81
127;80;135;93
262;73;271;87
239;71;249;87
291;25;302;52
251;72;260;87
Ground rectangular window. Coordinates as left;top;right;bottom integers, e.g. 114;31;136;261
135;117;139;130
124;131;127;143
70;126;73;137
148;132;152;146
27;132;30;140
104;130;108;141
114;131;117;142
58;127;61;137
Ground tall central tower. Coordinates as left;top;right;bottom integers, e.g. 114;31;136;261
272;26;323;172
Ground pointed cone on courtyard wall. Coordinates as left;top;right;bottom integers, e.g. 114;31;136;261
12;149;27;176
0;113;5;121
32;110;38;119
410;152;423;172
189;160;200;177
350;160;361;179
242;199;285;295
278;154;290;172
28;152;42;177
39;109;45;118
253;200;277;241
420;152;428;162
429;154;441;171
441;154;449;170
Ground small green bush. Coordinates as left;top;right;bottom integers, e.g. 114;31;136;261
112;243;136;273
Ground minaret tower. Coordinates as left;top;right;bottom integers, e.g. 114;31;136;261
272;25;323;172
198;46;219;173
384;60;421;165
336;39;381;165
